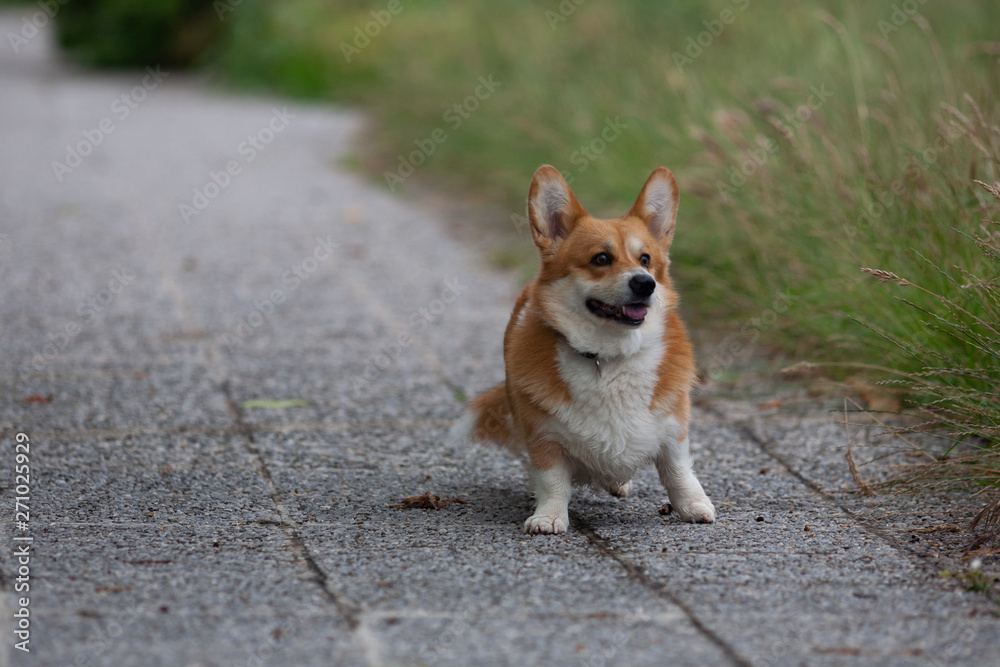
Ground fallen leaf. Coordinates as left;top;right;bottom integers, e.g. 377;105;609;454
95;586;128;593
757;399;782;410
242;399;308;409
848;377;902;413
389;492;470;510
22;394;53;404
343;205;366;225
815;647;862;655
864;391;901;413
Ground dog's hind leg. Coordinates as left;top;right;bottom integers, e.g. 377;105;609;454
607;480;633;498
449;383;520;450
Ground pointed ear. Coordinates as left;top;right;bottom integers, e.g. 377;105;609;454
629;167;679;246
527;165;587;253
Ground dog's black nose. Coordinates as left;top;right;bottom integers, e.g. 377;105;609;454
629;274;656;298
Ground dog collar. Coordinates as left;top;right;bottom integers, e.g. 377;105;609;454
576;349;602;376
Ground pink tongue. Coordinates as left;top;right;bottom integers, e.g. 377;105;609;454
622;304;647;320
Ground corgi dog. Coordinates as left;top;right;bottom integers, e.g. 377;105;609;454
451;165;715;534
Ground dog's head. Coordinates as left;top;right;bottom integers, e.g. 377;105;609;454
527;165;680;357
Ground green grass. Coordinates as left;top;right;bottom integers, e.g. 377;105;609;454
212;1;1000;441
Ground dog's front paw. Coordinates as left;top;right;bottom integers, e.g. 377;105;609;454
670;496;716;523
608;480;633;498
523;513;568;535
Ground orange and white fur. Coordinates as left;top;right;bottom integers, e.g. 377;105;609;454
451;166;715;534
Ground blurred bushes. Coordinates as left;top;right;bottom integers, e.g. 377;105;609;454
55;0;224;67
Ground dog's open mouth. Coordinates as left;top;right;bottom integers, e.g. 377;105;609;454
586;299;648;326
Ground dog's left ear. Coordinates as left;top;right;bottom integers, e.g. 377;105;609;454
528;165;587;255
629;167;679;248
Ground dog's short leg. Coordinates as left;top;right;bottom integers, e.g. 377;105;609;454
655;436;715;523
608;480;633;498
524;459;572;535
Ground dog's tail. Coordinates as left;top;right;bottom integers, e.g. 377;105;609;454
448;382;521;450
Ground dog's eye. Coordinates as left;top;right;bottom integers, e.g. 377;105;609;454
591;252;612;267
640;254;651;268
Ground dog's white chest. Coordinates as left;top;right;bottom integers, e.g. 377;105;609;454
547;345;672;482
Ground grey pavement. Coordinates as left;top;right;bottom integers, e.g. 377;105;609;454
1;10;999;667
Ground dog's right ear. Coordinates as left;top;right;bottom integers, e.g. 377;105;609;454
527;165;587;255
